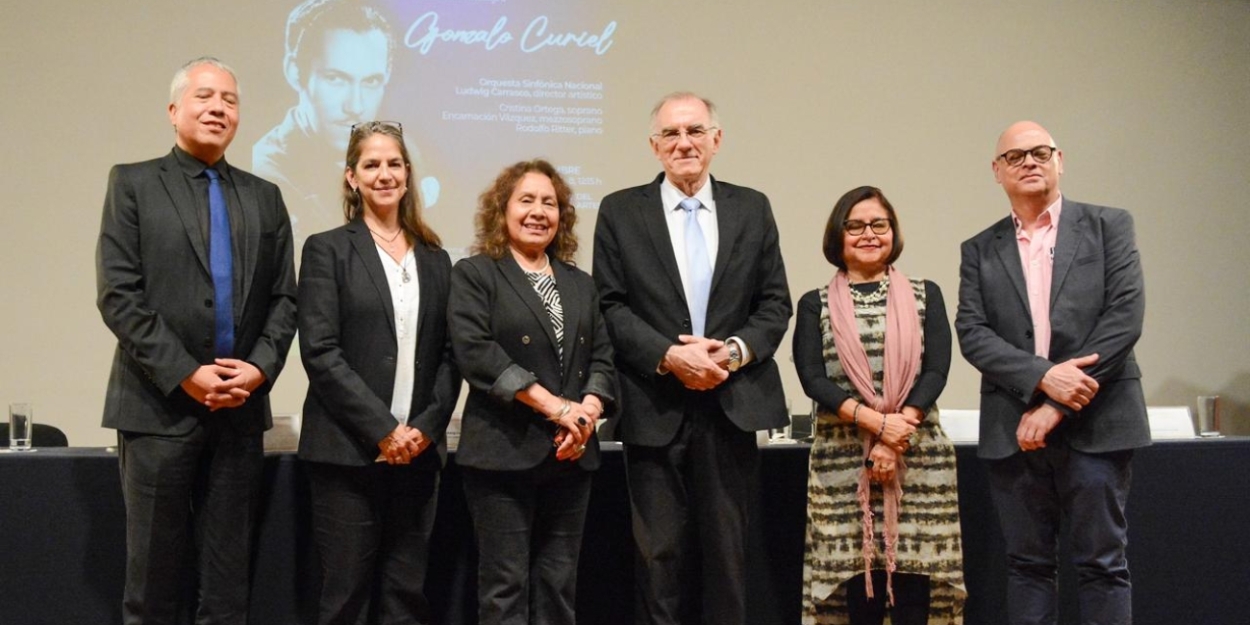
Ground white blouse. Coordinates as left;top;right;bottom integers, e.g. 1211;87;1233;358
374;245;420;424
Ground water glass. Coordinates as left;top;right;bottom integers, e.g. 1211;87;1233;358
8;403;33;451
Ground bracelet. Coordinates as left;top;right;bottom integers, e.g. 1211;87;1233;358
877;413;888;438
852;402;862;426
553;399;571;420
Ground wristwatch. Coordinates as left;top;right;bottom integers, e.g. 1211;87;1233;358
727;342;742;372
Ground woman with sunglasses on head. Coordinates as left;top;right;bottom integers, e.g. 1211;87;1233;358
793;186;966;625
448;159;616;625
297;121;461;625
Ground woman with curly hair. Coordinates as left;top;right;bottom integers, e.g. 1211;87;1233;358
449;158;617;625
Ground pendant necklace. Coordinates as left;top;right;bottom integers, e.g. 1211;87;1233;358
400;253;413;283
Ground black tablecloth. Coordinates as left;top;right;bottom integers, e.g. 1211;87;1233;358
2;439;1247;624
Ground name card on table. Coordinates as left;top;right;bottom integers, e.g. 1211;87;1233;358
939;409;980;443
1147;406;1196;440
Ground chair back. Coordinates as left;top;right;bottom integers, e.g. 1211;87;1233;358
0;422;69;447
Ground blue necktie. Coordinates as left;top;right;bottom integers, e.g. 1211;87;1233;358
680;197;712;337
205;168;234;357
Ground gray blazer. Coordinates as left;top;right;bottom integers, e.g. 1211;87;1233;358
297;220;461;467
955;199;1150;459
593;174;792;447
96;149;297;436
449;253;616;471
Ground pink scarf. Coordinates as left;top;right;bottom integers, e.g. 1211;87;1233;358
827;265;922;604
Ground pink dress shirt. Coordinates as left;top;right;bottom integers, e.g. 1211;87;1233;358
1013;197;1062;359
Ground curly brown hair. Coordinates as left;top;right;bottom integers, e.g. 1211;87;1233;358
472;159;579;264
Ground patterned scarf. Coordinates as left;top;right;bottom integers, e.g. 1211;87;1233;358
827;265;922;604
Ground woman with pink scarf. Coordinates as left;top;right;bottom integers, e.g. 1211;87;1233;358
794;186;966;625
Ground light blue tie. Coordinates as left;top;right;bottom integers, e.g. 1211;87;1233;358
205;168;234;357
680;197;712;337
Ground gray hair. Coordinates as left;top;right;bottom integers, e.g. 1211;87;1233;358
649;91;720;131
169;57;239;104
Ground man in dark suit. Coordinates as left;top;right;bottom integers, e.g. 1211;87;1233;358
955;121;1149;625
96;57;297;624
593;92;791;625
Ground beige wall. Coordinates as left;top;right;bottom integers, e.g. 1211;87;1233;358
2;0;1248;446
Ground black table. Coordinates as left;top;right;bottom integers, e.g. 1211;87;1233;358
2;439;1247;624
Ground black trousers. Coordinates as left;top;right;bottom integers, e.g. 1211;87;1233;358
987;444;1134;625
844;571;931;625
461;457;592;625
118;422;263;625
305;460;440;625
624;404;759;625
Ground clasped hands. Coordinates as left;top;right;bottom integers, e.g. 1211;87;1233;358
663;335;735;391
549;396;603;462
377;424;430;465
866;444;901;484
865;408;923;484
876;407;922;454
180;358;266;411
1019;353;1100;452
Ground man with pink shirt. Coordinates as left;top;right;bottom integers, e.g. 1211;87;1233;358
955;121;1149;625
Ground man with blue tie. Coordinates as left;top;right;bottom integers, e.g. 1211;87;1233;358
956;121;1149;625
96;57;297;624
593;92;792;625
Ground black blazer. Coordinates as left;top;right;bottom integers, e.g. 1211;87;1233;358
593;174;792;447
297;219;461;467
96;149;297;435
449;253;616;472
956;199;1150;459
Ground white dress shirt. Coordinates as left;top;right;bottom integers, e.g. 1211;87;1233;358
658;177;753;365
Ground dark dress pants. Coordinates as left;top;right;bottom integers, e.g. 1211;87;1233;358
624;402;759;625
987;442;1134;625
305;459;440;625
844;571;931;625
461;456;592;625
118;421;264;625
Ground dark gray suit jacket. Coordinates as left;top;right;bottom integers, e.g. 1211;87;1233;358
297;220;461;467
955;199;1150;459
593;173;792;447
449;253;616;472
96;149;297;435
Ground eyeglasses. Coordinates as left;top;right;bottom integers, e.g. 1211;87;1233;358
650;124;719;145
351;120;404;135
996;145;1057;167
844;219;891;236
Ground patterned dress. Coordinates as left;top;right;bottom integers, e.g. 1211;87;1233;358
802;279;966;625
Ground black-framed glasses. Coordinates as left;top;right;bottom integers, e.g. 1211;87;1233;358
997;145;1057;167
844;218;891;236
650;124;718;145
351;120;404;135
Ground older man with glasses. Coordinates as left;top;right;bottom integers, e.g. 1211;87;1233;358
593;92;792;625
955;121;1149;625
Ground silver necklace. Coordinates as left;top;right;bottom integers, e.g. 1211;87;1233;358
399;253;413;283
848;276;889;304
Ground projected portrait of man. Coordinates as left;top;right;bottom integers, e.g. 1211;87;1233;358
253;0;439;246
